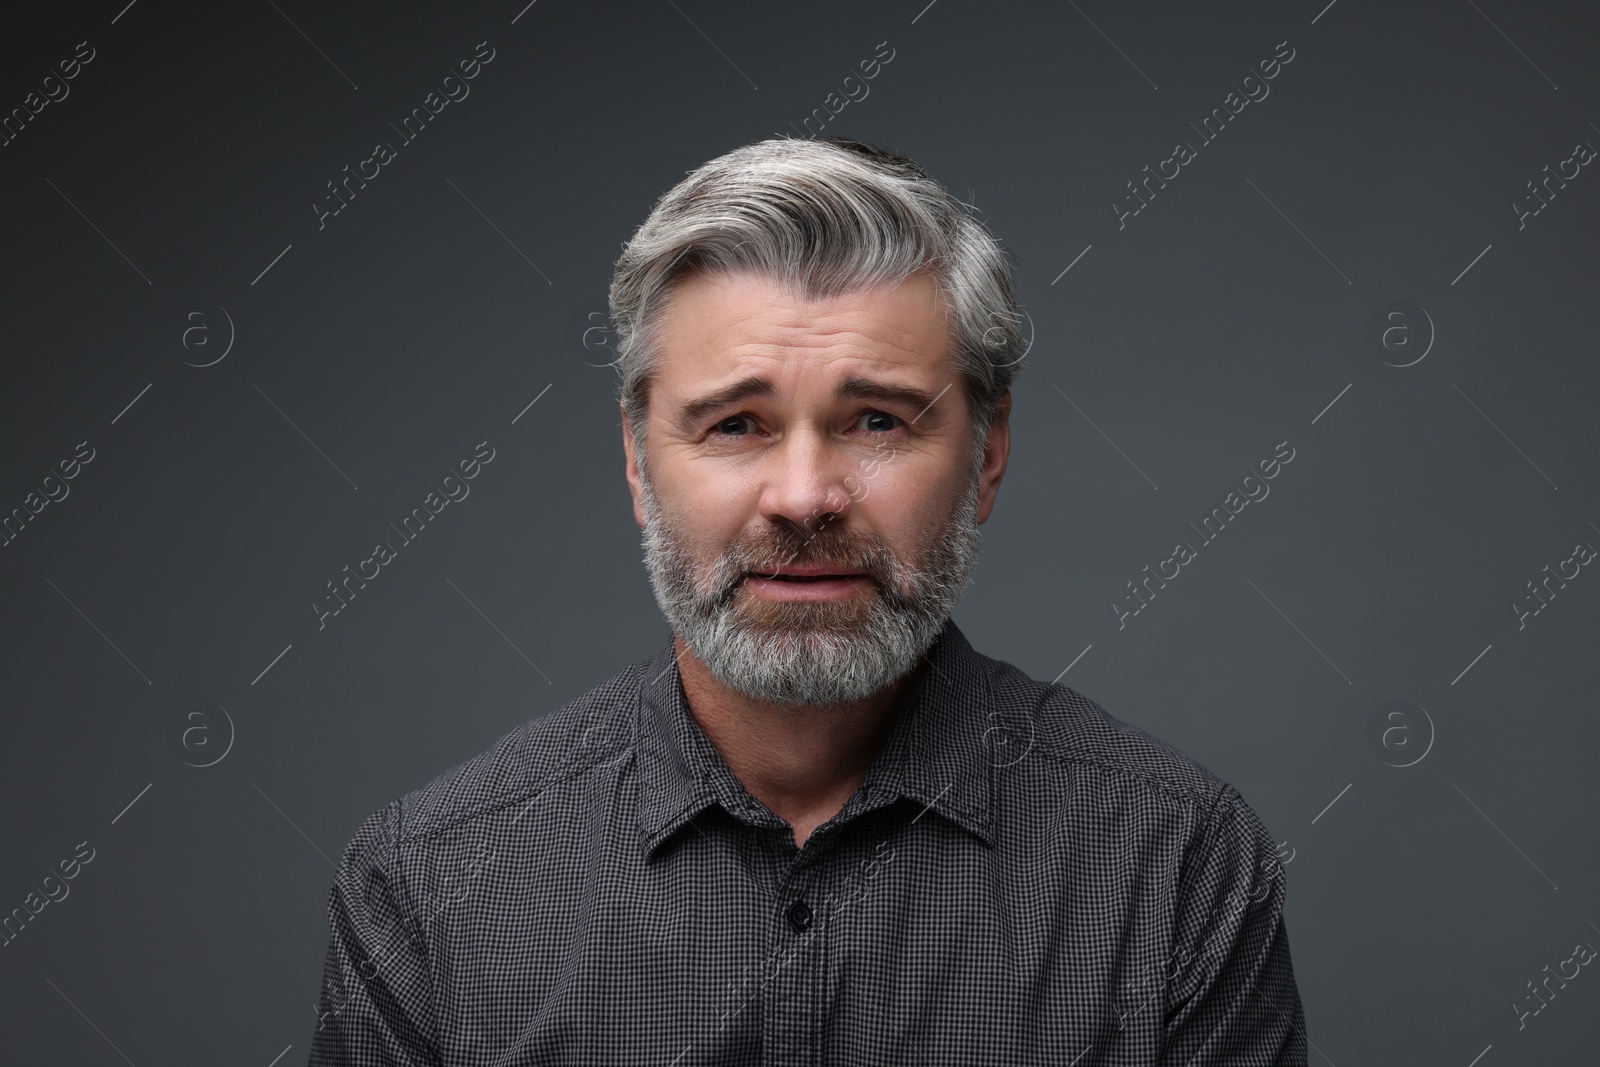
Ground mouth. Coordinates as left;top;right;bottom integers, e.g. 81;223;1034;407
741;566;872;601
755;566;869;581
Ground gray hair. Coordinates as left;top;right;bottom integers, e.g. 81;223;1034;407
607;137;1027;462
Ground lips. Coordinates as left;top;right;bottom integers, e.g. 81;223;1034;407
753;566;869;581
741;570;870;604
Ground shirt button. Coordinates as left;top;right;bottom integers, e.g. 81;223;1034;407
786;899;813;934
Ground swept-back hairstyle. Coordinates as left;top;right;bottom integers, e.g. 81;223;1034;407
607;137;1027;463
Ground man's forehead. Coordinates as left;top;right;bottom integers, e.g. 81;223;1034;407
651;270;956;387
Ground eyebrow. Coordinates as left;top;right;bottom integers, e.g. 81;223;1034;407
837;376;944;419
674;375;947;436
675;376;775;436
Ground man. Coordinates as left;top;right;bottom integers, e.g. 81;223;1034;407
308;138;1307;1065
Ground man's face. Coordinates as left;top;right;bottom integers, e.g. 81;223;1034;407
622;270;1011;706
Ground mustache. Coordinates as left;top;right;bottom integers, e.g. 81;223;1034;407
723;522;894;587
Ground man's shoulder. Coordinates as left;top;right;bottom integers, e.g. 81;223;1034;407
383;654;652;846
974;644;1237;817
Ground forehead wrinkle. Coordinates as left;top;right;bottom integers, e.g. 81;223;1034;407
710;326;950;387
725;353;940;423
681;274;950;364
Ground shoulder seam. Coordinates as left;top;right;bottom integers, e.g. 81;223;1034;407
1023;743;1215;813
1022;679;1225;812
396;736;635;845
392;662;651;844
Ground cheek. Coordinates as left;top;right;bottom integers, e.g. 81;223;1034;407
659;463;755;542
860;462;963;545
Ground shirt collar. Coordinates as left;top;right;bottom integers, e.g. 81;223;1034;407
635;620;999;859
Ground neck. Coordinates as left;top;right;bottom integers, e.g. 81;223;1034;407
674;631;925;848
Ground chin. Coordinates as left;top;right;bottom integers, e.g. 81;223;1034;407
731;594;878;633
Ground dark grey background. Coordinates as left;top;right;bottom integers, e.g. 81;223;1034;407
1;0;1595;1062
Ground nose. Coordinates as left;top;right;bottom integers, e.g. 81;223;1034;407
755;425;854;538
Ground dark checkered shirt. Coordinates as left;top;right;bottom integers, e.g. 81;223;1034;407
307;621;1307;1065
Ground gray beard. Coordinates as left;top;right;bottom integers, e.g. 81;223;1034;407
638;458;983;707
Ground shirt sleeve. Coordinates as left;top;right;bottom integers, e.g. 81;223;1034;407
307;800;441;1067
1157;783;1308;1066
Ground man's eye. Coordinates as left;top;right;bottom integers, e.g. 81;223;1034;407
713;415;752;436
861;411;901;433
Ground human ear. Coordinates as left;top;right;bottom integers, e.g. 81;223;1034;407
621;404;648;529
976;390;1013;524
